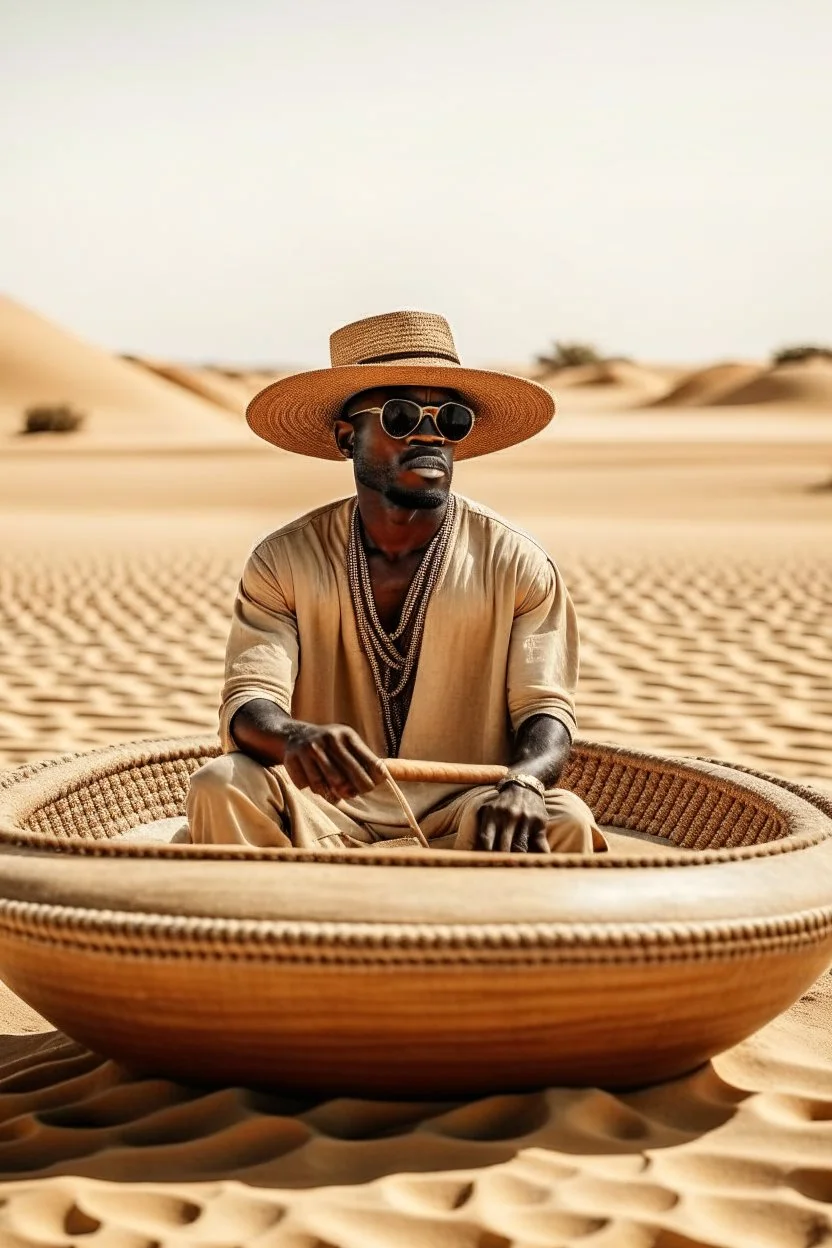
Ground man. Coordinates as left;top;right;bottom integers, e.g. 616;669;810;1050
187;310;604;853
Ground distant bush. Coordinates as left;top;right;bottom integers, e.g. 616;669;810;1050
771;345;832;366
535;341;602;370
21;404;86;435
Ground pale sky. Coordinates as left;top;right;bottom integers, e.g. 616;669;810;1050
2;0;830;368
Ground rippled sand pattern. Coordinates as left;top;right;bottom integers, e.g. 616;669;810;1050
0;543;830;779
0;549;231;766
1;974;831;1247
571;554;832;780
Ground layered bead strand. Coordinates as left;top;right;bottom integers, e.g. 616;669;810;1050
347;494;457;757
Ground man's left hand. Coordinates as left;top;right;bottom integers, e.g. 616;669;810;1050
475;786;550;853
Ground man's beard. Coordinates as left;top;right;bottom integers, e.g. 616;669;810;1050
353;451;449;510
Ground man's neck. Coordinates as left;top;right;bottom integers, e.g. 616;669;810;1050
356;488;449;562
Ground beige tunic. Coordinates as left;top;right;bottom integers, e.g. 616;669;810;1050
216;492;589;838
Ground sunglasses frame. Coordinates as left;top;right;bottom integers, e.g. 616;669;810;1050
348;399;476;444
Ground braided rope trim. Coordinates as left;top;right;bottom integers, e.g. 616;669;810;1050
2;833;830;869
0;751;91;791
5;814;829;865
1;899;830;966
694;756;832;821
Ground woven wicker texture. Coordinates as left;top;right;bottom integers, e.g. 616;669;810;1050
330;311;461;367
245;309;555;460
0;735;826;862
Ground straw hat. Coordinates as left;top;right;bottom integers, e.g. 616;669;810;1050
246;310;555;460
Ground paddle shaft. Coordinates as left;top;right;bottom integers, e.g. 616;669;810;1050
381;760;509;785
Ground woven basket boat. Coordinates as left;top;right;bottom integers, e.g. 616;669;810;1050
0;735;830;1098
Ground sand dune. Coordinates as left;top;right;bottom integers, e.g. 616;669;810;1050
719;358;832;408
650;361;764;408
128;361;294;417
640;362;696;383
541;360;666;389
536;355;832;415
0;298;249;445
128;360;262;416
540;360;673;410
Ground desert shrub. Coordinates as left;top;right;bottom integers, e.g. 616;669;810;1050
771;345;832;366
21;404;86;435
536;341;602;370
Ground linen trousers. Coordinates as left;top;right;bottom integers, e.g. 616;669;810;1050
187;751;606;853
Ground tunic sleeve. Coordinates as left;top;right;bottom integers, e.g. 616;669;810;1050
218;544;299;753
506;555;579;740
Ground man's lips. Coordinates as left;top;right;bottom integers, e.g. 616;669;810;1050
400;455;448;473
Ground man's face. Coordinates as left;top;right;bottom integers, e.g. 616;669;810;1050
334;385;463;511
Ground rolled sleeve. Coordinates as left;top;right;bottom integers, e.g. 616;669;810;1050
219;545;299;753
507;556;579;740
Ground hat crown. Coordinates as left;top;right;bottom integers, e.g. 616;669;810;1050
330;310;461;368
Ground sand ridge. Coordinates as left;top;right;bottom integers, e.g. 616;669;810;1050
649;363;764;409
539;360;672;411
719;359;832;409
127;361;294;419
127;361;258;416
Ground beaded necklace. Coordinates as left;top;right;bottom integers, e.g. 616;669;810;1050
347;493;457;757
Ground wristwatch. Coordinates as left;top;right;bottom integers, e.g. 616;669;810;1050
496;772;547;800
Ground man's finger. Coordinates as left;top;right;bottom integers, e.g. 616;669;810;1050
284;752;314;792
477;810;498;852
302;752;334;799
308;741;355;799
342;733;387;785
511;820;531;853
498;819;515;854
328;736;380;794
530;825;551;854
283;742;331;798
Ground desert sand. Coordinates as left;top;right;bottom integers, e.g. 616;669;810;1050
536;360;672;411
650;363;764;409
0;298;251;447
0;304;831;1245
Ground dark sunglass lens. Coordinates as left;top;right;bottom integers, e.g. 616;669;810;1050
436;403;474;441
382;399;422;438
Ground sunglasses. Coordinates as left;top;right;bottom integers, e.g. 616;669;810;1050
349;398;476;443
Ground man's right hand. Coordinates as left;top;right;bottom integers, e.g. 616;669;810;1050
230;701;385;802
282;722;385;803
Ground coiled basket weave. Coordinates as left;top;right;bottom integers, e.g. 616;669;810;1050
0;736;830;1097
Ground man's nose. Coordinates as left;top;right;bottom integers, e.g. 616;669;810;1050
408;413;446;441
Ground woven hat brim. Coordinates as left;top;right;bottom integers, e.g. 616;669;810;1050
245;364;555;460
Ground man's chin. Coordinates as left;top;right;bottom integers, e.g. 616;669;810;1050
385;483;448;510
